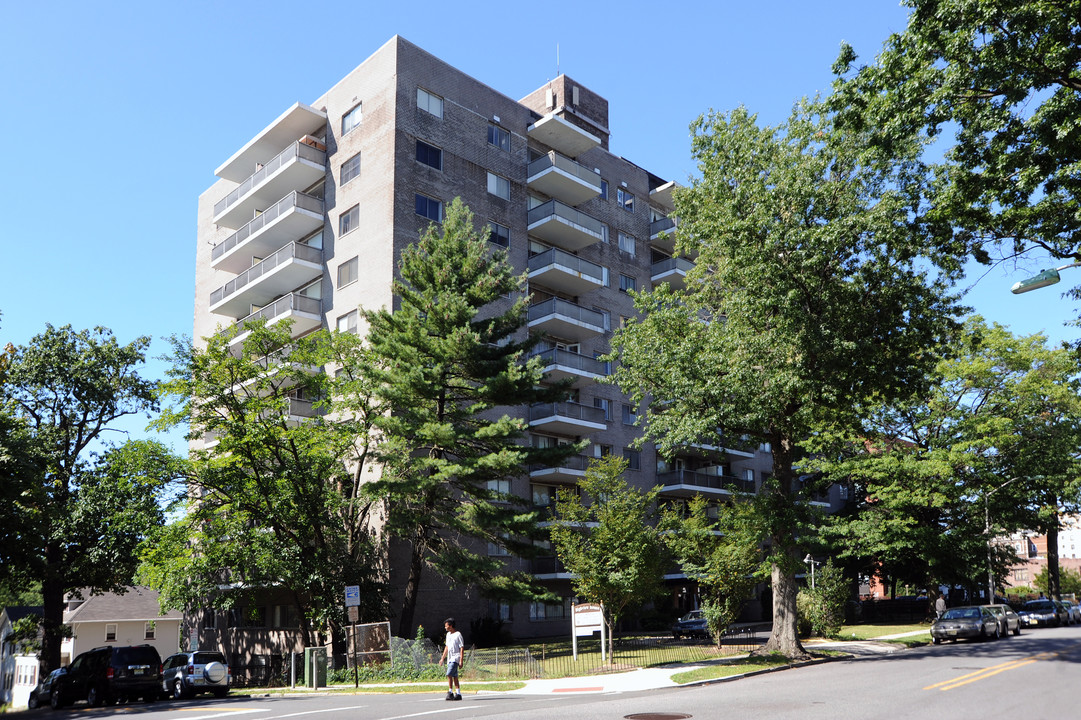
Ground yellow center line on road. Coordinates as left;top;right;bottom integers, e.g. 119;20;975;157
924;651;1059;692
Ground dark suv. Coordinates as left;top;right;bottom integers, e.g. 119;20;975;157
49;645;162;708
161;651;230;699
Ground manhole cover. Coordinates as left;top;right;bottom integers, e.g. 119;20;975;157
624;715;692;720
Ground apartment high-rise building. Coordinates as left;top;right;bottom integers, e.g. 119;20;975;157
195;36;782;639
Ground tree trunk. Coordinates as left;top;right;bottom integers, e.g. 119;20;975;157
1048;523;1061;600
754;556;809;660
40;556;65;672
397;538;426;637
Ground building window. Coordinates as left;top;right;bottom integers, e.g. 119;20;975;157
488;221;510;247
623;448;641;470
489;601;512;621
417;88;443;118
416;140;442;170
593;397;611;420
337;310;358;333
203;610;216;630
530;600;567;620
618;232;636;257
600;180;609;200
415;193;443;222
338;257;358;288
488;124;511;151
619;274;637;293
531;484;554;507
342;103;362;135
144;621;156;640
593;443;612;458
488;172;511;200
488;533;510;556
488;478;511;494
622;403;637;425
617;188;635;212
340;205;359;236
600;224;609;243
105;624;117;642
341;152;361;185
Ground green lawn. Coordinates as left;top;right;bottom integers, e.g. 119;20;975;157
834;623;931;641
669;655;792;683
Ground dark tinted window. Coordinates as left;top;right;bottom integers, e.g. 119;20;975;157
193;652;226;665
114;647;161;666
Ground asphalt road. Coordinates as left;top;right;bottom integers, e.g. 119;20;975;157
23;624;1081;720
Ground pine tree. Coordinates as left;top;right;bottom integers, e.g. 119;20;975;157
363;198;575;635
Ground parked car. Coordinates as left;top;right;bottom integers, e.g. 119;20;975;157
1018;599;1067;627
1060;599;1081;624
27;669;64;710
49;644;162;709
672;609;709;639
982;604;1021;636
930;605;1001;644
161;651;230;699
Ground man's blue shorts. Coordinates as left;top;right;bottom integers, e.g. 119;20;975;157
446;661;459;678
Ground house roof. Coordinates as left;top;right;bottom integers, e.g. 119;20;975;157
63;588;182;624
1;606;43;627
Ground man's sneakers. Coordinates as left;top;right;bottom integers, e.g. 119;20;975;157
445;691;462;701
454;694;462;701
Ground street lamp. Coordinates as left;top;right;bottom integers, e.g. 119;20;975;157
1010;262;1081;294
803;554;821;589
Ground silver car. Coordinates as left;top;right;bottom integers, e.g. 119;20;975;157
1059;599;1081;624
982;604;1021;636
161;651;230;699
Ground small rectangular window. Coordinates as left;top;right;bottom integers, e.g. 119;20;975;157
338;257;358;288
622;403;637;425
337;310;358;333
488;221;510;247
417;88;443;118
487;172;510;200
416;140;442;170
105;624;117;642
618;232;636;257
623;448;641;470
488;124;511;151
341;153;361;184
340;205;359;236
619;274;637;293
600;224;609;243
593;397;611;420
600;180;609;200
144;621;156;640
203;610;216;630
342;103;362;135
415;193;443;222
617;188;635;213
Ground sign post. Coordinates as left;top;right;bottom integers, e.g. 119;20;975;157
571;603;606;662
345;586;360;688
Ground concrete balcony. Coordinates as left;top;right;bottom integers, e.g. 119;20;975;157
285;396;321;423
527;151;602;206
209;242;323;319
657;469;756;498
527;298;606;341
528;401;607;435
650;216;678;253
527;200;605;252
216;102;327;182
527;114;601;158
651;257;694;290
211;191;324;273
213;140;326;229
529;453;591;483
650;180;678;212
527;247;606;296
226;292;322;350
530;347;609;386
530;556;572;579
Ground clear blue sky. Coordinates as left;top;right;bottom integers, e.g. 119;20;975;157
2;0;1076;450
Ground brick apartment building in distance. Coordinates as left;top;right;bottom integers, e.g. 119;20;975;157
194;36;822;640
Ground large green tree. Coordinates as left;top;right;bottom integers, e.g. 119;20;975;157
143;321;386;647
0;325;164;671
810;319;1081;599
610;102;963;659
832;0;1081;306
362;198;574;636
551;455;666;658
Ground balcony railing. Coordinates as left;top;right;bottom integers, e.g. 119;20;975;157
526;200;605;251
528;248;605;282
651;257;694;277
530;347;609;377
657;469;756;494
527;151;603;205
530;556;569;575
527;298;605;329
214;141;326;217
210;242;323;307
528;401;606;425
529;453;592;475
232;292;322;329
650;217;677;237
212;191;324;262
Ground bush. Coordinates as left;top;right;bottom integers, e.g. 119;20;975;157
796;560;849;637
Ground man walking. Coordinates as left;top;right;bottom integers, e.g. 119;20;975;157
440;618;464;701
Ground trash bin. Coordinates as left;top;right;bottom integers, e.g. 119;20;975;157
303;648;327;688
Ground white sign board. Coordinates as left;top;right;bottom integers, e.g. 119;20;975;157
345;585;360;607
571;602;607;661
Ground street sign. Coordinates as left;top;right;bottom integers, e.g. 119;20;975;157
345;585;360;607
347;606;359;623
